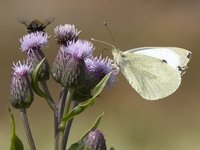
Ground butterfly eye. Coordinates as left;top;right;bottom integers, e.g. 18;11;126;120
121;54;126;58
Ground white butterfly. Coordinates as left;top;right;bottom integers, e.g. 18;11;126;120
113;47;191;100
92;39;192;100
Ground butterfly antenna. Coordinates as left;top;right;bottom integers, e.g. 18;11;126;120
91;38;116;49
103;21;115;44
103;21;116;45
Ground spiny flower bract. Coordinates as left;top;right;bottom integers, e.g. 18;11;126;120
52;40;94;87
84;129;107;150
10;61;33;109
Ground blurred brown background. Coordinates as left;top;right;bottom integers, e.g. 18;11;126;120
0;0;200;149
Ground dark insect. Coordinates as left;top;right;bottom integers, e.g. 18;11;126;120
17;17;55;33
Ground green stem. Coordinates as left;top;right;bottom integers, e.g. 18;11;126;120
20;109;36;150
62;101;79;150
64;88;74;115
39;81;59;150
58;87;68;123
54;110;60;150
40;81;57;111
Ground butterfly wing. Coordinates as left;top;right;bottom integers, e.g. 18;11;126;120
125;47;191;74
116;52;182;100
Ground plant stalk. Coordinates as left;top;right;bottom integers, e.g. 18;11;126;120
40;81;57;111
39;81;59;150
58;87;68;123
20;109;36;150
64;88;75;115
54;110;60;150
62;100;79;150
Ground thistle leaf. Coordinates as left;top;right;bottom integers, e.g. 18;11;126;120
9;109;24;150
68;113;104;150
31;58;46;98
81;112;104;139
60;72;112;131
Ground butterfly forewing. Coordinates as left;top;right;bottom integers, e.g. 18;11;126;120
125;47;191;74
116;52;181;100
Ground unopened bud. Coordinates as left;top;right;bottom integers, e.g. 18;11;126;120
10;61;33;109
84;130;107;150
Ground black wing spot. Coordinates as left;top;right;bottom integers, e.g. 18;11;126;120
162;59;167;63
178;66;183;71
178;66;187;75
187;52;192;59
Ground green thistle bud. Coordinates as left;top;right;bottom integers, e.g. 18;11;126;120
10;61;34;109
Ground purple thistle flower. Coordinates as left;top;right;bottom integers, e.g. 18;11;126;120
66;40;94;59
84;130;107;150
85;56;117;87
20;32;48;53
12;61;31;76
73;56;117;101
54;24;80;46
20;32;50;80
51;40;94;87
10;61;34;109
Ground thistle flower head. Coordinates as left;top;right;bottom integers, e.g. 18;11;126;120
65;40;94;59
73;56;117;101
52;40;94;87
12;60;31;76
85;56;117;87
84;130;107;150
20;32;48;53
20;31;50;80
10;61;33;109
54;24;80;45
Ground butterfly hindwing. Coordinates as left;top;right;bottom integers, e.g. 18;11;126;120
117;52;181;100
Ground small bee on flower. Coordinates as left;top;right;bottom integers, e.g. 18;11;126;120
17;17;54;33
